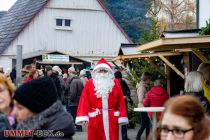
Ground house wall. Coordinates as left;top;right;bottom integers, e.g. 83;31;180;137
199;0;210;28
3;0;130;68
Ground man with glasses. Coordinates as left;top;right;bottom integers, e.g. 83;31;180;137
75;58;128;140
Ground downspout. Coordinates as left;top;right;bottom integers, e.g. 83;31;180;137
196;0;199;28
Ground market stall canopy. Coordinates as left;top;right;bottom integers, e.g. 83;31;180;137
11;50;91;67
113;52;181;61
137;35;210;52
36;61;83;65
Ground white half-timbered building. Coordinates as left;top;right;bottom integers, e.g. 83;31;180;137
0;0;132;68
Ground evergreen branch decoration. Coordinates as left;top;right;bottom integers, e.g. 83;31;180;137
199;19;210;35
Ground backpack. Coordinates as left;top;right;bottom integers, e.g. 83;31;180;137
64;77;76;96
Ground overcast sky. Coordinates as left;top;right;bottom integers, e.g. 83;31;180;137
0;0;17;11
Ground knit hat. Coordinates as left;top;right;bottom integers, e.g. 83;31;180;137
93;58;112;71
68;66;76;72
52;66;62;73
45;65;52;72
80;69;86;76
14;76;57;113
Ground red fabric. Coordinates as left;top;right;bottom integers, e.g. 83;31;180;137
25;76;33;83
76;79;128;140
96;58;112;68
143;86;169;119
63;78;67;84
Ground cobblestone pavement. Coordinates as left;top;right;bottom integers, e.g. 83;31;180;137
73;124;146;140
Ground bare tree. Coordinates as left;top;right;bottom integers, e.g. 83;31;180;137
147;0;196;31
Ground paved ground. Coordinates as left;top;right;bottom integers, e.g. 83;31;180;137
73;124;146;140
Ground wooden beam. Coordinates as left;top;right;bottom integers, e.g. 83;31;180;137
146;58;168;79
158;55;184;79
137;35;210;52
36;61;83;65
112;52;181;61
191;48;210;63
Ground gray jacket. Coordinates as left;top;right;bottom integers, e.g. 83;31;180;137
66;76;84;106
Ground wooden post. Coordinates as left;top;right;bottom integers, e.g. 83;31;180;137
164;63;171;96
16;45;23;87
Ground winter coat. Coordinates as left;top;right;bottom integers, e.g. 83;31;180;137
58;75;65;103
203;80;210;102
24;76;33;83
50;73;62;100
143;86;169;119
185;91;210;115
0;112;12;139
76;79;128;140
136;81;150;107
117;79;133;105
80;76;88;86
16;101;75;140
66;76;84;106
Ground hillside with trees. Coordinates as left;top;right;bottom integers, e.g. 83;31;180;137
101;0;152;43
101;0;196;43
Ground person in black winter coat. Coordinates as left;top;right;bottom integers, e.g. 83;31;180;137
14;76;75;140
45;65;62;100
115;70;133;140
185;71;210;115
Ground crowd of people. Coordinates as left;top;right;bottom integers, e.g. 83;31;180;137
0;59;209;140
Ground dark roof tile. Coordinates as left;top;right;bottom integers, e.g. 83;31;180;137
0;0;49;54
0;11;7;19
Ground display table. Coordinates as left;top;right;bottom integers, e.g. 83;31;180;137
134;107;165;140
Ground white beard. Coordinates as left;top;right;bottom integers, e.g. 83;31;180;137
93;72;114;98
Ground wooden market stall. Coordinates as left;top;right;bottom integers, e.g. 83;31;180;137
114;35;210;96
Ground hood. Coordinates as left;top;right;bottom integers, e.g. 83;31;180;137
150;86;168;96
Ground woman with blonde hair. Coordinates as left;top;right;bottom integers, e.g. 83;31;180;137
197;62;210;102
155;95;210;140
184;71;210;115
0;73;16;127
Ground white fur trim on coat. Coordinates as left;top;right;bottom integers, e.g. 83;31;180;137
75;116;89;125
93;64;111;71
118;117;128;124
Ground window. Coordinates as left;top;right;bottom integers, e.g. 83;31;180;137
56;19;62;26
55;18;72;31
65;19;71;27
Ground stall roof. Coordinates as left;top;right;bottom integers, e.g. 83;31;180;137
137;35;210;52
113;51;182;61
12;50;91;63
119;44;138;55
36;61;83;65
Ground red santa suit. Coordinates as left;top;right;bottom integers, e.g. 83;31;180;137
76;58;128;140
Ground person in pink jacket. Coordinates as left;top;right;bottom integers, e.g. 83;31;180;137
143;79;169;119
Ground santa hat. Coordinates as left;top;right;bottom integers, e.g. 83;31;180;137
93;58;112;71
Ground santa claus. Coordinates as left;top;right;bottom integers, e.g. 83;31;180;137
75;58;128;140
